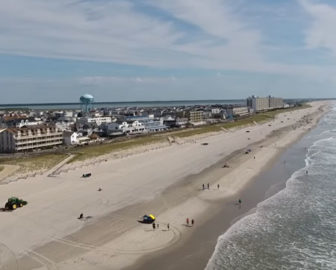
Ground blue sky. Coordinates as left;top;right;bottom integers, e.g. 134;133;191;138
1;0;336;103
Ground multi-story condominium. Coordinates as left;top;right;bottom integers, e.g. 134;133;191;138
247;96;284;112
253;97;270;111
188;111;203;123
269;96;284;109
0;125;63;153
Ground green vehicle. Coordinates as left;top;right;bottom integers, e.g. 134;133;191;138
5;197;28;210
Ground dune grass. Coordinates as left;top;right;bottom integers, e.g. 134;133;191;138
69;135;165;163
0;153;67;174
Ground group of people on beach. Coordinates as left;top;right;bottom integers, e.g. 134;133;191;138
152;223;170;230
186;218;195;227
202;183;220;190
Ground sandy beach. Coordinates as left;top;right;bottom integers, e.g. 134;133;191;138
0;102;329;270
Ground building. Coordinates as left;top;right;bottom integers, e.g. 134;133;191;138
63;131;79;145
268;96;284;109
227;107;249;117
16;119;44;128
247;96;284;112
247;96;269;112
144;119;168;133
78;116;112;126
0;125;63;153
254;97;269;111
233;107;249;117
188;111;203;123
106;121;147;136
175;118;188;128
0;114;29;128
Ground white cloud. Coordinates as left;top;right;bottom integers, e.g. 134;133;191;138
0;0;267;71
298;0;336;55
147;0;264;67
0;0;185;66
1;0;336;95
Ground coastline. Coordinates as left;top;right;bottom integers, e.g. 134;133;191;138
0;102;329;270
126;103;328;270
131;117;313;270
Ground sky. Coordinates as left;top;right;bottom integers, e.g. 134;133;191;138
1;0;336;103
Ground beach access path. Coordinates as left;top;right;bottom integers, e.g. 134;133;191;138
0;101;329;270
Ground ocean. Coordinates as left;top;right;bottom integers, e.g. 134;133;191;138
206;104;336;270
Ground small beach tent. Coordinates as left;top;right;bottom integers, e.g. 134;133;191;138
142;214;156;224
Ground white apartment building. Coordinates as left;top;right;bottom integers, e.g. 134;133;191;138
78;116;112;126
269;97;284;109
247;96;284;112
0;125;63;153
252;97;269;111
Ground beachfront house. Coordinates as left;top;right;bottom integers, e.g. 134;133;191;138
106;121;147;136
0;125;63;153
63;131;80;145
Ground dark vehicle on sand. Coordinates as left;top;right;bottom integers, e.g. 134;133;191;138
5;197;28;210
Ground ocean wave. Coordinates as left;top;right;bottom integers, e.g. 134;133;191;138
206;107;336;270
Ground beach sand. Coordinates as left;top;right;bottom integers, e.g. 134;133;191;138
0;102;329;270
131;121;311;270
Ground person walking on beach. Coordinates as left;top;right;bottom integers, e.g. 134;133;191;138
207;183;210;189
191;219;194;226
167;223;170;230
78;213;84;219
186;218;189;226
217;184;220;189
157;223;159;229
152;223;156;230
202;184;205;190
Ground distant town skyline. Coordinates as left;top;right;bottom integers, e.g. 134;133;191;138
1;0;336;103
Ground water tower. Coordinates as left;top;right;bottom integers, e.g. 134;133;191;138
80;94;94;114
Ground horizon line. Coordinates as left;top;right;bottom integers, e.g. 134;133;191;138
0;97;334;107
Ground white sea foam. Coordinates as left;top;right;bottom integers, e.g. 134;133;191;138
206;107;336;270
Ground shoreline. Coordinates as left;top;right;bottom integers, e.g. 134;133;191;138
126;104;328;270
131;117;313;270
0;102;329;270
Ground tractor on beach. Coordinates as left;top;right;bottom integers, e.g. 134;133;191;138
4;197;28;210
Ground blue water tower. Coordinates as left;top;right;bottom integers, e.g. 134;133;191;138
80;94;94;114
